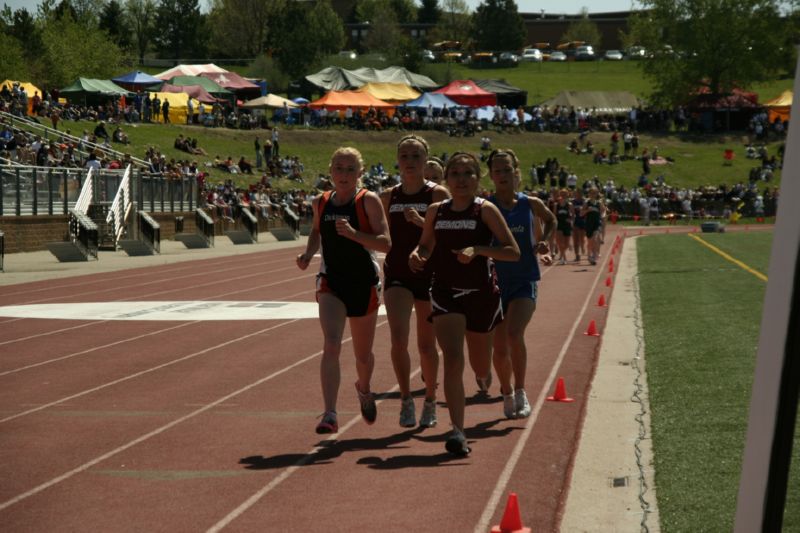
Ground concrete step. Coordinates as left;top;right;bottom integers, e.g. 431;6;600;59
225;230;255;245
119;239;157;256
175;233;212;249
269;227;298;241
46;241;89;262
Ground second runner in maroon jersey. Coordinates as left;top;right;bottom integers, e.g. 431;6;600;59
380;134;449;429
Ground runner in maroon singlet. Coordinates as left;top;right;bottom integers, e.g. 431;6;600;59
409;152;520;456
380;135;450;428
297;147;391;434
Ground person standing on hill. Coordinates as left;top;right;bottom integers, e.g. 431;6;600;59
296;147;391;434
380;134;450;429
162;98;170;124
409;152;520;456
487;149;555;419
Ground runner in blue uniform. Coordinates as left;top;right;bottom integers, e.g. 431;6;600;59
380;135;449;428
487;149;556;419
297;147;391;434
409;152;520;456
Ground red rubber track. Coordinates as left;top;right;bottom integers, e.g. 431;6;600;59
0;225;635;532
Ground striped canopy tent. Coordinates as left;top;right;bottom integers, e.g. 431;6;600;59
357;82;420;105
241;94;299;109
199;72;260;100
155;63;228;80
764;90;792;123
158;83;218;104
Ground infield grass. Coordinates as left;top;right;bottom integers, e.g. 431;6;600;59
637;231;799;531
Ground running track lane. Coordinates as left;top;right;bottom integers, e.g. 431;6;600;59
0;230;623;532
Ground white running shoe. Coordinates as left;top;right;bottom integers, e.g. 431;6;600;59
399;397;416;428
445;426;471;456
419;399;437;428
515;389;532;418
503;393;517;419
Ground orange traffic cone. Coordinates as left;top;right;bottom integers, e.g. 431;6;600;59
597;293;606;307
546;377;575;402
605;276;612;287
490;493;531;533
584;319;599;336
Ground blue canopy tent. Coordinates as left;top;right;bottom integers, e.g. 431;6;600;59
112;70;162;91
403;92;461;110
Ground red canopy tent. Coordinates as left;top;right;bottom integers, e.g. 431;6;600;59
433;79;497;107
309;90;395;111
199;71;259;91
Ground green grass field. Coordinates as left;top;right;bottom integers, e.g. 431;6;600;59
637;231;799;531
46;116;783;197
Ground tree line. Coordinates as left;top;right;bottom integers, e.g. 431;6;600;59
1;0;797;106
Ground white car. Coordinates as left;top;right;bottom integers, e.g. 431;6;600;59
604;49;624;61
521;48;543;62
549;51;567;62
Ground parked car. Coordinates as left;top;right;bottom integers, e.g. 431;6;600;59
338;50;357;60
521;48;543;62
498;51;519;64
471;51;498;65
575;45;596;61
627;46;647;59
604;49;624;61
548;51;567;62
421;49;435;62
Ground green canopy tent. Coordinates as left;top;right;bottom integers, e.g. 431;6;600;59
60;78;132;106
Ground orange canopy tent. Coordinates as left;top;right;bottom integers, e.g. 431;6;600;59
764;90;792;123
309;90;395;112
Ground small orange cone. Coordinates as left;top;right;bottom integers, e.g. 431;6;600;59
546;377;575;402
584;319;600;336
597;293;606;307
605;276;612;287
490;493;531;533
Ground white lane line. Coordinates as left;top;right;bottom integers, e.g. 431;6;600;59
0;318;315;512
7;254;303;306
206;267;559;531
0;319;299;424
474;255;607;532
0;322;194;378
0;321;100;346
206;320;393;533
0;248;302;299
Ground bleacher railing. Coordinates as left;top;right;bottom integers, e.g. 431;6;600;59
0;110;150;170
106;165;132;245
195;208;215;247
241;207;258;242
68;208;98;260
74;167;93;215
1;165;195;217
138;211;160;254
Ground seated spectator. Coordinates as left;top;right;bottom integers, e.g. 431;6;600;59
238;155;253;174
112;126;129;144
94;121;110;141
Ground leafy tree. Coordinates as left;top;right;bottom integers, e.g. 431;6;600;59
207;0;284;59
362;1;403;54
430;0;471;46
629;0;793;106
124;0;156;65
99;0;131;50
418;0;440;24
470;0;525;52
562;8;601;49
152;0;207;60
0;6;43;59
273;0;344;79
39;13;129;87
0;33;31;81
356;0;415;23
